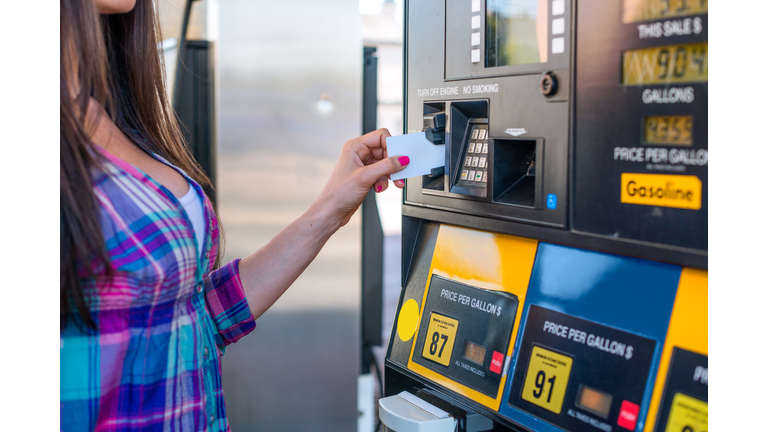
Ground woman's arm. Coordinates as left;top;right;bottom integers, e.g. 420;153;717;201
237;128;408;320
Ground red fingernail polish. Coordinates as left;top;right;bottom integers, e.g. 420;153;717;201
399;156;410;165
376;185;382;192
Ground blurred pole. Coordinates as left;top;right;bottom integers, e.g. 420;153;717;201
359;44;383;432
361;46;383;373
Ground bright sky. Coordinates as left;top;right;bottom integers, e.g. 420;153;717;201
360;0;404;23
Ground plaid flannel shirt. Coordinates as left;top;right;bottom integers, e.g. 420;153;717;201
60;148;256;431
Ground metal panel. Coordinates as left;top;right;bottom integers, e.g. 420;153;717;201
218;1;362;431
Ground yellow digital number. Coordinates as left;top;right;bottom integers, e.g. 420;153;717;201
623;0;708;23
522;346;573;414
665;393;707;432
644;116;693;146
421;313;459;366
623;43;707;86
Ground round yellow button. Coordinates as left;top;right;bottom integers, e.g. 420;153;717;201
397;299;420;342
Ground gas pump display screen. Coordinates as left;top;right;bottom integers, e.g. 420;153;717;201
574;0;708;253
486;0;548;67
463;341;487;365
622;43;708;86
623;0;708;23
412;275;519;397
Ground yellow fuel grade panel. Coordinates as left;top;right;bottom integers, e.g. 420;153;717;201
664;393;707;432
406;225;539;411
644;268;708;432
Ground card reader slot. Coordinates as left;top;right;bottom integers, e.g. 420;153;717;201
422;103;447;192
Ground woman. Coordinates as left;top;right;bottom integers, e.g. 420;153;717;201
60;0;408;430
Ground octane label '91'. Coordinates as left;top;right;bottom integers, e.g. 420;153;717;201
521;346;573;414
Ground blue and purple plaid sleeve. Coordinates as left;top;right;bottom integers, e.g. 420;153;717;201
203;258;256;348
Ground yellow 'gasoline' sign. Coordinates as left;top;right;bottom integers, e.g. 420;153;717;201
421;313;459;366
522;346;574;414
621;173;702;210
665;393;707;432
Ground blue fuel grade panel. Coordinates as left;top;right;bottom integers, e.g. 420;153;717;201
497;243;681;432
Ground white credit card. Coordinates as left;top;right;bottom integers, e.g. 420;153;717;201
386;132;446;181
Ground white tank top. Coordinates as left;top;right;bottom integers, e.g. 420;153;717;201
177;183;206;258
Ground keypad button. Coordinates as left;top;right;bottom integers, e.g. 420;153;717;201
482;143;488;154
468;143;475;153
475;171;483;181
482;172;488;183
461;170;468;180
479;157;486;168
468;170;476;181
465;156;472;166
479;129;487;139
471;157;479;167
472;129;479;139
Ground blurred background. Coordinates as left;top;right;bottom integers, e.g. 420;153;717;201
157;0;406;430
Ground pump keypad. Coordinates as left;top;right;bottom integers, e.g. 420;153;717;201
459;125;489;187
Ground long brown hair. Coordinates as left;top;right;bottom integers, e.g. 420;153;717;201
61;0;217;330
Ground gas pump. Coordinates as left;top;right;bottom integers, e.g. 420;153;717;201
381;1;707;431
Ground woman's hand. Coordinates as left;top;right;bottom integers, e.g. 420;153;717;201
312;128;409;229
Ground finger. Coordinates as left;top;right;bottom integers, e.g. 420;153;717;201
360;155;409;186
394;179;405;188
373;175;389;193
354;128;391;154
353;142;385;165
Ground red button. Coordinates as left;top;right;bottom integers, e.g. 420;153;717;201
617;400;640;430
490;351;504;374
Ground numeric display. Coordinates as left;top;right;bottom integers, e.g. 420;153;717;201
623;43;707;86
